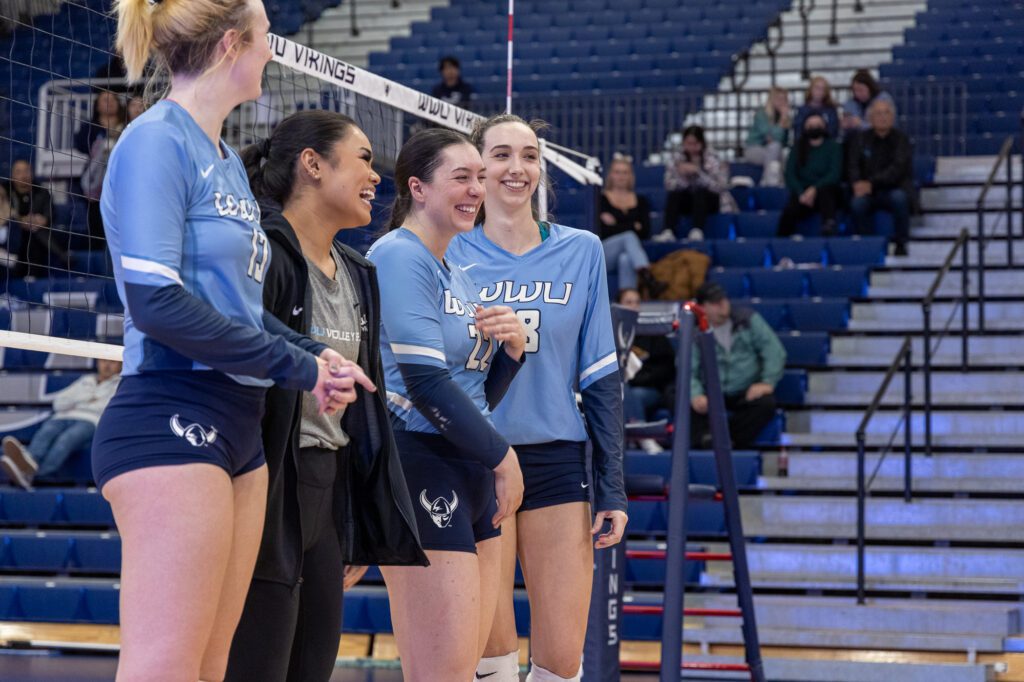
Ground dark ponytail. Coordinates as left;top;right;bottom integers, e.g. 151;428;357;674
241;110;357;207
387;127;472;231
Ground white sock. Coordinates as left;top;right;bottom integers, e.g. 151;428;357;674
476;650;520;681
525;658;582;681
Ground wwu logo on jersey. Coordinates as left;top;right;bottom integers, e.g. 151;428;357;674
169;414;218;447
478;281;573;306
214;192;260;223
443;290;477;318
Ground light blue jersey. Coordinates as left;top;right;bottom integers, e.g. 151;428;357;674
101;100;270;386
447;223;618;445
368;228;494;433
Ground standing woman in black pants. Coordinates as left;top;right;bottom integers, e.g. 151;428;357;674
226;110;427;682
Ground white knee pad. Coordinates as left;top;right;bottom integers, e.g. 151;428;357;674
476;650;520;682
525;659;582;682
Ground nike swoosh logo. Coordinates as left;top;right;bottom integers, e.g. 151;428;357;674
460;263;479;271
200;164;214;178
475;674;497;679
292;306;303;316
581;482;589;489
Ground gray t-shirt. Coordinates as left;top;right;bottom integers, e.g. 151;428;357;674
712;317;734;353
300;250;363;450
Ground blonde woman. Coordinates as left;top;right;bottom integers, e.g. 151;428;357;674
744;87;792;186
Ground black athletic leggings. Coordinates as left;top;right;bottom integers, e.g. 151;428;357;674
225;446;346;682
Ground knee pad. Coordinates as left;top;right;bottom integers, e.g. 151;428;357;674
476;650;520;682
525;659;582;682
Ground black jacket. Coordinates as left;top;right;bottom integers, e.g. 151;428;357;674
847;127;914;193
253;209;427;586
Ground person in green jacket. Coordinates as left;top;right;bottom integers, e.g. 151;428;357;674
778;113;842;237
690;282;786;448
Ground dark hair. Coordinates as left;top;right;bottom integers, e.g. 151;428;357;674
681;124;707;163
91;90;126;125
241;110;358;207
439;56;460;72
615;287;640;304
388;127;473;231
797;113;828;166
850;69;880;100
469;113;551;225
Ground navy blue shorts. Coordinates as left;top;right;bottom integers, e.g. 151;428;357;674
393;430;500;553
517;440;590;512
92;371;267;490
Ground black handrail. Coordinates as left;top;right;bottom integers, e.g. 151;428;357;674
763;17;783;87
798;0;816;81
828;0;840;45
855;337;913;605
920;229;971;457
975;135;1016;331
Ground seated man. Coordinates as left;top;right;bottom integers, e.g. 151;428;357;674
847;99;913;256
2;359;122;488
690;282;785;448
431;55;474;109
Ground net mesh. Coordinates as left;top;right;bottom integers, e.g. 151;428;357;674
0;3;598;383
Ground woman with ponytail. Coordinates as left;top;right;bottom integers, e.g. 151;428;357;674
225;110;426;682
93;2;370;680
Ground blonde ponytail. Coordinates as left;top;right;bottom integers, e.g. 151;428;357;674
115;0;156;83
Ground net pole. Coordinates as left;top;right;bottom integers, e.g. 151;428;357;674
506;0;514;114
538;138;549;220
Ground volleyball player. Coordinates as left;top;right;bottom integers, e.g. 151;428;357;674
94;2;371;680
448;114;628;682
226;110;427;682
366;128;527;681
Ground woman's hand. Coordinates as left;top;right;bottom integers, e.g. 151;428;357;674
591;510;629;549
491;447;524;528
311;354;376;415
475;305;527;361
343;565;368;591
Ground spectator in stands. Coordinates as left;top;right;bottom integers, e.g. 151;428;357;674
744;86;791;187
76;90;125;243
0;184;12;271
778;114;842;236
1;359;122;489
690;282;785;448
618;288;675;454
600;154;664;296
7;158;59;277
793;76;840;142
126;92;146;124
431;55;474;109
663;125;730;240
848;99;913;256
841;69;895;136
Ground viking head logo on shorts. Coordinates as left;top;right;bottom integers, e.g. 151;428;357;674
419;489;459;529
169;415;218;448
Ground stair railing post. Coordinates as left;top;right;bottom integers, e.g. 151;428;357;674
977;202;986;332
798;0;815;81
903;342;913;503
828;0;839;44
961;231;969;371
856;431;867;605
1007;141;1014;267
922;303;932;458
349;0;360;36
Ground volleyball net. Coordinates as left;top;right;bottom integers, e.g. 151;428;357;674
0;2;603;387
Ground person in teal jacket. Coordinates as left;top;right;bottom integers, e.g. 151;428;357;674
743;86;791;187
778;113;842;237
690;282;786;448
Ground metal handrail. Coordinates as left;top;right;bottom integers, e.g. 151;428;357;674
798;0;816;81
920;229;971;456
855;337;913;605
975;135;1016;331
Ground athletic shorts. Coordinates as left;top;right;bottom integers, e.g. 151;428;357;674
393;430;501;553
92;370;266;490
517;440;590;512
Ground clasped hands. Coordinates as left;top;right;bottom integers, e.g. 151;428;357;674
312;348;376;415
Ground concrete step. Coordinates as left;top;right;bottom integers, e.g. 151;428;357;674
787;409;1024;440
935;155;1022;184
784;430;1023;448
680;656;991;682
921;185;1022;211
746;51;896;74
747;33;909;57
786;452;1024;481
808;367;1024;401
870;270;1024;297
759;474;1024;493
304;0;445;67
826;337;1023;366
740;496;1024;541
848;301;1024;331
706;542;1024;594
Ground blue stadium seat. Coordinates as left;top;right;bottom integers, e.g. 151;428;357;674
735;211;781;239
706;268;747;299
747;270;805;299
775;369;807;405
713;239;770;268
770;238;826;265
704;214;735;240
5;535;69;571
71;536;122;574
62;491;115;528
0;490;61;525
828;237;886;266
753;186;788;211
745;301;789;330
787;298;850;332
729;163;764;186
778;331;830;366
807;266;869;298
689;451;761;488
